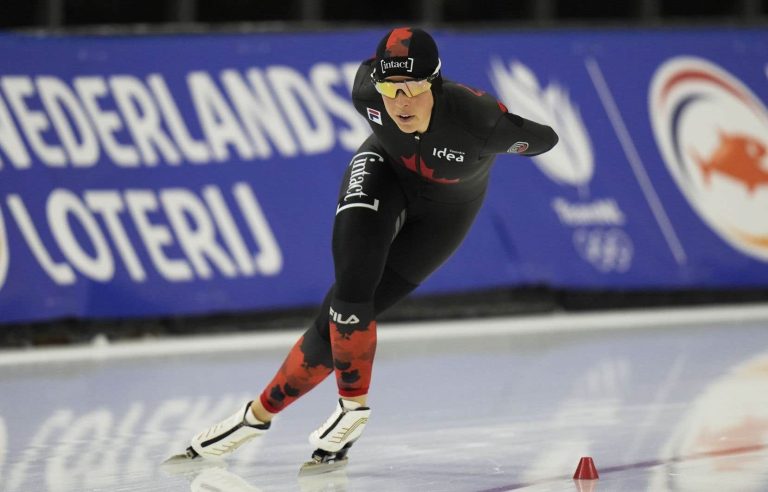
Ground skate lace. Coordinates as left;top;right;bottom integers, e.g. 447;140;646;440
323;411;343;429
315;405;348;438
204;412;242;439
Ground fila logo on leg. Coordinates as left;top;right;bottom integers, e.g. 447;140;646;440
330;307;360;325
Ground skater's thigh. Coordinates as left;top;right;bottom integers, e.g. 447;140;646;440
332;137;407;301
385;192;485;285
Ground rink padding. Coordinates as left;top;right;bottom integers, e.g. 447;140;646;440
0;28;767;325
3;299;768;364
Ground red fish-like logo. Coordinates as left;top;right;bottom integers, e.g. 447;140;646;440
692;131;768;193
649;56;768;261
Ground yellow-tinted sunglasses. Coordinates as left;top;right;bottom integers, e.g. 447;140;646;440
372;60;441;99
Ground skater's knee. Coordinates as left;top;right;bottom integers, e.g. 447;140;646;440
302;323;334;367
333;262;380;302
332;232;389;302
372;267;419;314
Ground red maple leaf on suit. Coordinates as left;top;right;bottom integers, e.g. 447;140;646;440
400;154;459;184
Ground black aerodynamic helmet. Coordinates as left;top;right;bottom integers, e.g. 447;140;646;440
371;27;442;82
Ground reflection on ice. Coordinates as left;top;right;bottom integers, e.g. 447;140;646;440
0;416;5;486
189;466;265;492
3;396;255;492
170;464;350;492
650;353;768;492
0;309;767;491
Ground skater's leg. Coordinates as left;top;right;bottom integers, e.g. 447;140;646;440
372;266;420;315
327;154;406;403
383;191;487;285
183;295;335;460
253;264;419;418
257;293;335;414
328;298;375;403
302;146;407;457
181;268;418;460
256;142;418;416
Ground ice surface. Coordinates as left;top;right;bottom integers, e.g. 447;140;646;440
1;305;768;491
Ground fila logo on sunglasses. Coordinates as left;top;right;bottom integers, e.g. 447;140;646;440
380;57;414;74
366;107;383;125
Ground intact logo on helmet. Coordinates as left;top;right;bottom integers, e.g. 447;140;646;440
649;57;768;261
380;58;414;75
0;208;8;291
375;27;439;80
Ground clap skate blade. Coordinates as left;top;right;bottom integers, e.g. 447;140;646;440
163;446;200;464
298;444;353;476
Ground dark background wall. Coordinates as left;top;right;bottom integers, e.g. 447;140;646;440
2;0;767;31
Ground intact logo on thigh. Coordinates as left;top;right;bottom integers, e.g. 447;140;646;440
336;152;384;215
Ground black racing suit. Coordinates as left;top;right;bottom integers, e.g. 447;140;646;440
259;60;558;413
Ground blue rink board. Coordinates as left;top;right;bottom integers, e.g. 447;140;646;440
0;28;766;322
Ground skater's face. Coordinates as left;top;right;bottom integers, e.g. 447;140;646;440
380;76;434;134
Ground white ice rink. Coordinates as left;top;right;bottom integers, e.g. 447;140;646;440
2;303;768;492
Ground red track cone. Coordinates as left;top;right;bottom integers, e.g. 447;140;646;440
573;456;599;480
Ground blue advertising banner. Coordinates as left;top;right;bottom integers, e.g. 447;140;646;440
0;28;766;323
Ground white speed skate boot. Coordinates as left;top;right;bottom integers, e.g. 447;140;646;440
186;401;271;460
299;398;371;475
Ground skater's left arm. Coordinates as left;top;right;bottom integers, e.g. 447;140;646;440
482;105;559;157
